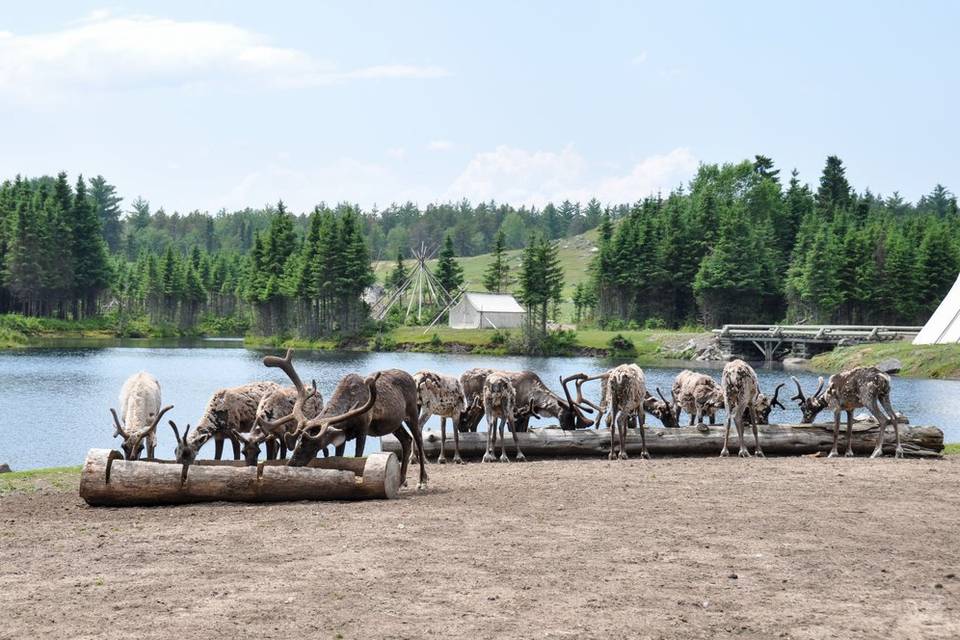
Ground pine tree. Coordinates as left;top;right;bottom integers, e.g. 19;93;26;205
89;175;123;251
434;234;464;294
388;249;408;291
482;229;511;293
70;175;112;317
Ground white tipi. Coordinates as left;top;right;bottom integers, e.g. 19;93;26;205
914;273;960;344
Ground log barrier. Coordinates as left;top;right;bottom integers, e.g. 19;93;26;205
79;449;400;507
383;422;943;460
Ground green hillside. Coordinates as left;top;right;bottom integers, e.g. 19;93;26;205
373;228;600;319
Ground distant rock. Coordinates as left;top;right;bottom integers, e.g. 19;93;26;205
782;357;809;370
876;358;903;374
854;411;909;424
0;463;11;473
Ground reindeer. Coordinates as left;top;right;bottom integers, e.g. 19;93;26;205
169;381;280;465
482;373;525;462
458;368;594;433
413;370;467;464
600;365;650;460
571;372;677;430
672;370;725;426
233;384;324;466
109;372;173;460
720;360;764;458
262;349;428;489
790;367;903;458
753;383;786;425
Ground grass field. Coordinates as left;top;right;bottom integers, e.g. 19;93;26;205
0;465;81;495
811;341;960;379
373;228;600;319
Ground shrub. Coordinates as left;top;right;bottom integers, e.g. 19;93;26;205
607;333;637;357
644;317;667;330
488;329;509;346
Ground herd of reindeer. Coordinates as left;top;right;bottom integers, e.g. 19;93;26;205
109;349;905;490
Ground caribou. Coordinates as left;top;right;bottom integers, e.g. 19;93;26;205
753;383;786;425
261;349;429;489
481;372;525;462
169;381;280;465
413;370;467;464
458;368;594;433
671;370;725;427
588;364;650;460
720;359;764;458
110;372;173;460
234;384;324;466
790;367;903;458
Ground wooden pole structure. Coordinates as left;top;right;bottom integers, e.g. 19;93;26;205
80;450;400;507
382;423;943;460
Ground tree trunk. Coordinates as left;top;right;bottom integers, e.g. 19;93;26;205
382;423;943;460
79;449;400;506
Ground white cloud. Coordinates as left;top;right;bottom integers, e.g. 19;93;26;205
631;51;648;65
427;139;454;151
385;147;407;160
444;146;697;206
0;12;449;101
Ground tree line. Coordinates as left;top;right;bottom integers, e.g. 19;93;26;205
590;156;958;328
1;155;956;338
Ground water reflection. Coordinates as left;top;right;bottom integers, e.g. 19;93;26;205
1;345;957;470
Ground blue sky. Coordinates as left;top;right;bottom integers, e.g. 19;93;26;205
1;1;956;213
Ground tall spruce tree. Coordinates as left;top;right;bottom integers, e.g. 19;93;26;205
482;229;511;293
434;234;464;294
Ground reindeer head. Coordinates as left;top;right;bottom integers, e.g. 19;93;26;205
753;383;786;424
231;428;265;466
557;374;595;430
263;349;379;466
644;388;679;428
790;376;827;423
110;405;172;460
168;421;197;465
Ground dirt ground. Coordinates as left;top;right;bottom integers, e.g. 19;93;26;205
1;456;959;640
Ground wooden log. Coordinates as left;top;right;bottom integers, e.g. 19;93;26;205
79;449;400;507
382;423;944;460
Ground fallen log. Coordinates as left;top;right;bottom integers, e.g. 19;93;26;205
79;449;400;507
383;422;943;460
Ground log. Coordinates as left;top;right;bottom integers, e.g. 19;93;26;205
79;449;400;507
383;422;944;460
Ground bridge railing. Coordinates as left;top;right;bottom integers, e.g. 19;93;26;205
713;324;923;340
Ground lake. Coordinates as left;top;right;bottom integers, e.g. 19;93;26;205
1;341;958;470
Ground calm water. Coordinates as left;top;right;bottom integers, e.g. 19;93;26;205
1;342;958;470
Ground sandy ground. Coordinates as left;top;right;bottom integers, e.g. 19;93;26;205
1;456;959;640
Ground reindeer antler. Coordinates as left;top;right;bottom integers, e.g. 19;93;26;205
168;420;191;444
790;376;806;402
770;383;786;409
560;373;597;418
110;408;128;438
262;349;318;433
813;376;825;398
299;373;380;441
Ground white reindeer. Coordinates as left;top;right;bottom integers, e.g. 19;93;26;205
720;360;763;458
110;372;173;460
482;373;525;463
413;370;467;464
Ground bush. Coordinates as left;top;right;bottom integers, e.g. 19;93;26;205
372;333;397;351
429;333;443;348
644;317;667;330
488;329;510;346
607;333;637;357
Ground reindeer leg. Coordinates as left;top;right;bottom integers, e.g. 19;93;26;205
405;413;428;490
452;410;464;464
637;412;649;460
881;395;903;459
736;410;750;458
146;437;155;460
827;408;841;458
721;411;732;457
279;439;286;460
750;406;764;458
845;411;856;457
868;399;886;459
438;416;447;464
483;414;496;463
214;435;225;460
499;417;510;463
265;439;276;461
618;414;629;460
395;426;412;487
355;433;367;457
609;404;619;460
509;414;525;462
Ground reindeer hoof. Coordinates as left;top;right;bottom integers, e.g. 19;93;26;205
754;450;765;459
499;455;510;463
738;449;751;458
515;454;526;462
453;457;465;465
894;447;904;459
827;450;839;459
618;452;629;460
608;452;617;461
869;449;882;459
482;453;495;463
846;450;856;458
437;456;447;464
417;482;427;491
640;451;651;460
720;449;729;458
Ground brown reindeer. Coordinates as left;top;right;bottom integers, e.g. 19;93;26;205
481;373;524;462
262;349;429;489
720;360;763;458
790;367;903;458
233;384;324;465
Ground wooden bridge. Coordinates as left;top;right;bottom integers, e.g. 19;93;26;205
712;324;923;361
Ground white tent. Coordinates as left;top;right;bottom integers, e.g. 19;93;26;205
914;273;960;344
448;292;526;329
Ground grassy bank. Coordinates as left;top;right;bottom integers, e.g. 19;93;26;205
246;326;708;358
0;465;81;496
811;342;960;380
